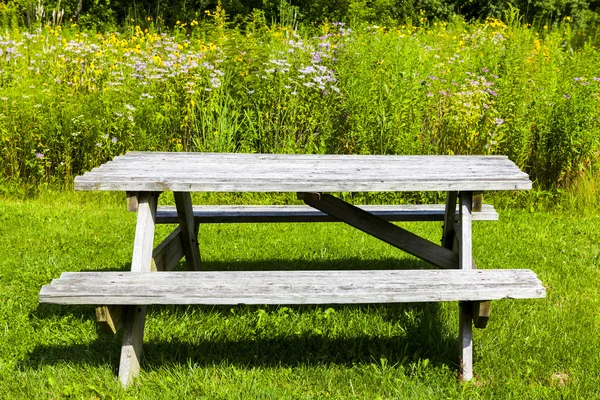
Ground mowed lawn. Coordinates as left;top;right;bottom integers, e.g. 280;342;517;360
0;191;599;399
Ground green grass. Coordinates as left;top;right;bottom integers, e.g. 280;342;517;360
1;191;599;398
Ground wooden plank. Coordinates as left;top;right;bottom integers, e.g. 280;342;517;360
442;192;458;250
151;227;184;272
39;269;546;305
74;153;532;193
119;305;146;387
459;193;473;271
174;192;202;271
130;193;158;273
472;192;483;213
96;305;125;334
473;301;491;329
459;301;474;381
458;191;473;382
126;192;139;212
300;193;459;270
153;204;499;224
119;191;158;388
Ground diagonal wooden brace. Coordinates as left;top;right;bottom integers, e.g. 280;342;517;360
298;192;459;269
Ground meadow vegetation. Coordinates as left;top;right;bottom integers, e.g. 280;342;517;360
0;3;598;197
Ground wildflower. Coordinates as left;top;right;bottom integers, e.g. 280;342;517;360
494;118;504;126
247;90;255;95
482;68;489;73
487;89;498;97
574;77;583;81
439;90;449;96
593;77;600;81
483;103;489;109
35;152;44;159
210;77;221;88
102;134;109;139
299;66;316;74
564;94;571;99
112;137;118;143
0;97;7;101
141;93;154;99
428;75;438;80
125;104;136;111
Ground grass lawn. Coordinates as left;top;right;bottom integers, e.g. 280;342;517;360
0;191;599;399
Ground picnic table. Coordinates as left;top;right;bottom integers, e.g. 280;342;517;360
39;152;546;387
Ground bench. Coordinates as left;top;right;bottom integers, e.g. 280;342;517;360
152;203;499;224
41;269;545;305
39;152;545;387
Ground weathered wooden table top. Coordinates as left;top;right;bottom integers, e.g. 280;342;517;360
74;152;532;192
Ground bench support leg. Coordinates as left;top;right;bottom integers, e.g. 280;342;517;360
174;192;202;271
119;192;158;387
458;191;474;381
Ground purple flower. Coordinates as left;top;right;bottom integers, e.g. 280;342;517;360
494;118;504;126
574;77;583;81
35;152;44;159
564;94;571;99
428;75;438;80
312;52;322;63
482;68;489;73
487;89;498;97
439;90;449;96
593;77;600;81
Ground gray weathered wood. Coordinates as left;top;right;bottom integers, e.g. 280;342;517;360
130;193;158;273
458;191;473;381
96;305;125;334
74;153;532;193
473;301;491;329
119;305;146;387
442;192;458;250
174;192;202;271
126;192;139;212
300;193;459;270
459;301;474;381
153;204;499;224
151;227;184;272
39;269;546;305
459;193;473;271
119;192;158;387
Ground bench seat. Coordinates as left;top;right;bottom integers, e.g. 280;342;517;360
40;269;545;306
154;204;499;224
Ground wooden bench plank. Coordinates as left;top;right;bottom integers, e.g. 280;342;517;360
40;269;546;306
153;204;499;224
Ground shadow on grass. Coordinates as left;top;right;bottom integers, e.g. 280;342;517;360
28;257;459;374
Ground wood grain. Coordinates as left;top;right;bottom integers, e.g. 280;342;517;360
39;269;546;305
74;153;532;192
153;204;499;224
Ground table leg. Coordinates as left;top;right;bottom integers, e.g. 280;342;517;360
174;192;202;271
119;191;158;387
458;191;474;381
442;191;458;250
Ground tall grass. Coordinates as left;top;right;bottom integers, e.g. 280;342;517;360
0;7;598;191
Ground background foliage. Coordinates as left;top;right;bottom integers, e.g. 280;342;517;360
3;0;600;29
